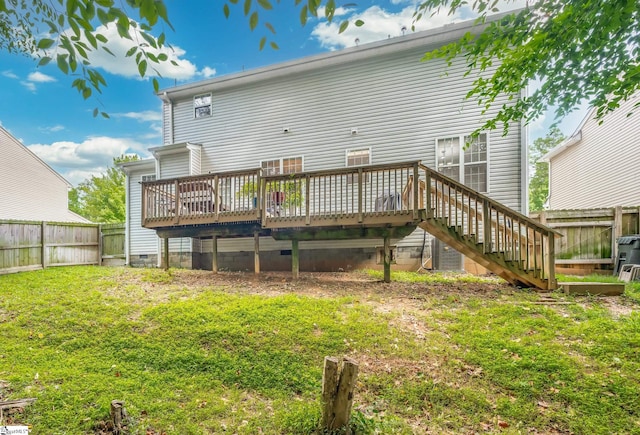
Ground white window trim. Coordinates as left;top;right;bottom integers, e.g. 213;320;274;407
260;156;304;175
194;93;212;119
141;174;156;182
345;147;372;167
435;133;490;193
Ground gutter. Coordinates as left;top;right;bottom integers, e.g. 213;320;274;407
540;131;582;162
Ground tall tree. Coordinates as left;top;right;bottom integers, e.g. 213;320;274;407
2;1;639;130
528;127;564;212
69;154;138;222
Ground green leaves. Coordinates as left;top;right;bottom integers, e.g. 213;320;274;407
418;0;640;137
36;38;55;49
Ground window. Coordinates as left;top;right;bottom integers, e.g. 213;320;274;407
141;174;156;182
346;148;371;183
436;133;488;192
194;93;212;118
261;156;303;175
346;148;371;167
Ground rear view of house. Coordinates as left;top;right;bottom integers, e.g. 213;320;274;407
0;126;88;223
122;14;556;288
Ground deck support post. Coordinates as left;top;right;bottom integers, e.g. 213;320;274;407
212;236;218;273
254;232;260;274
292;239;299;279
163;237;169;270
383;235;391;283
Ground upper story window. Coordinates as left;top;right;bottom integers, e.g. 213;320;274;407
261;156;303;175
436;133;488;192
141;174;156;182
194;93;212;118
346;148;371;183
346;148;371;167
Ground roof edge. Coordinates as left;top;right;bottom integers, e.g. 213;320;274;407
158;10;520;101
1;126;73;188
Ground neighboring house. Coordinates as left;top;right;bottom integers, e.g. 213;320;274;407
0;126;90;223
542;92;640;210
122;14;529;273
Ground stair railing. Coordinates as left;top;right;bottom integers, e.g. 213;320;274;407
419;164;559;289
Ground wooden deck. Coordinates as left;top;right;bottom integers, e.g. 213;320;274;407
141;161;560;290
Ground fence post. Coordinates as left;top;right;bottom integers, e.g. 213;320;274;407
41;221;47;269
547;231;557;290
98;224;103;266
613;206;623;262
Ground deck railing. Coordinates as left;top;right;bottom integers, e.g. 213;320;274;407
261;161;422;228
142;168;262;227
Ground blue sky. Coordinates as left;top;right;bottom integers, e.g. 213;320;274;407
0;0;587;186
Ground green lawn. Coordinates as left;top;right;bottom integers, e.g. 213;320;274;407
0;267;638;434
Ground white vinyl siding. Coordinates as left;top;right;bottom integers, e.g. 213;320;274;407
0;128;86;222
128;170;159;255
548;94;640;209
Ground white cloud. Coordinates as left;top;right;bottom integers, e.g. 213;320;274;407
20;81;37;92
2;70;19;79
27;71;56;83
311;1;529;50
28;136;151;185
39;125;65;133
199;66;217;78
113;110;162;122
311;5;461;49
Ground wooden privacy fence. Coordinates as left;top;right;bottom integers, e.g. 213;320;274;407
0;220;125;275
530;206;640;274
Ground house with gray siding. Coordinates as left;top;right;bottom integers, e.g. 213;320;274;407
123;15;531;275
0;126;89;223
542;92;640;210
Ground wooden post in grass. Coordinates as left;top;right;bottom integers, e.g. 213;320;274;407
110;400;128;434
322;356;359;433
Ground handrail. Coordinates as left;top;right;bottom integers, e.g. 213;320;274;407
419;164;562;237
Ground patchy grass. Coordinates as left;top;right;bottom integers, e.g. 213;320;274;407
0;267;639;434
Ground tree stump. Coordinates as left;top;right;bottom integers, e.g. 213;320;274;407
321;356;359;433
110;400;128;434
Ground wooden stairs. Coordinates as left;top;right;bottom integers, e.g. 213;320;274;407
418;166;560;290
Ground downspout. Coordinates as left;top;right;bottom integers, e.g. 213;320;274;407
161;92;174;145
124;172;131;266
155;159;162;268
520;87;529;215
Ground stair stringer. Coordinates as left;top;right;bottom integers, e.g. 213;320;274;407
419;217;550;290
